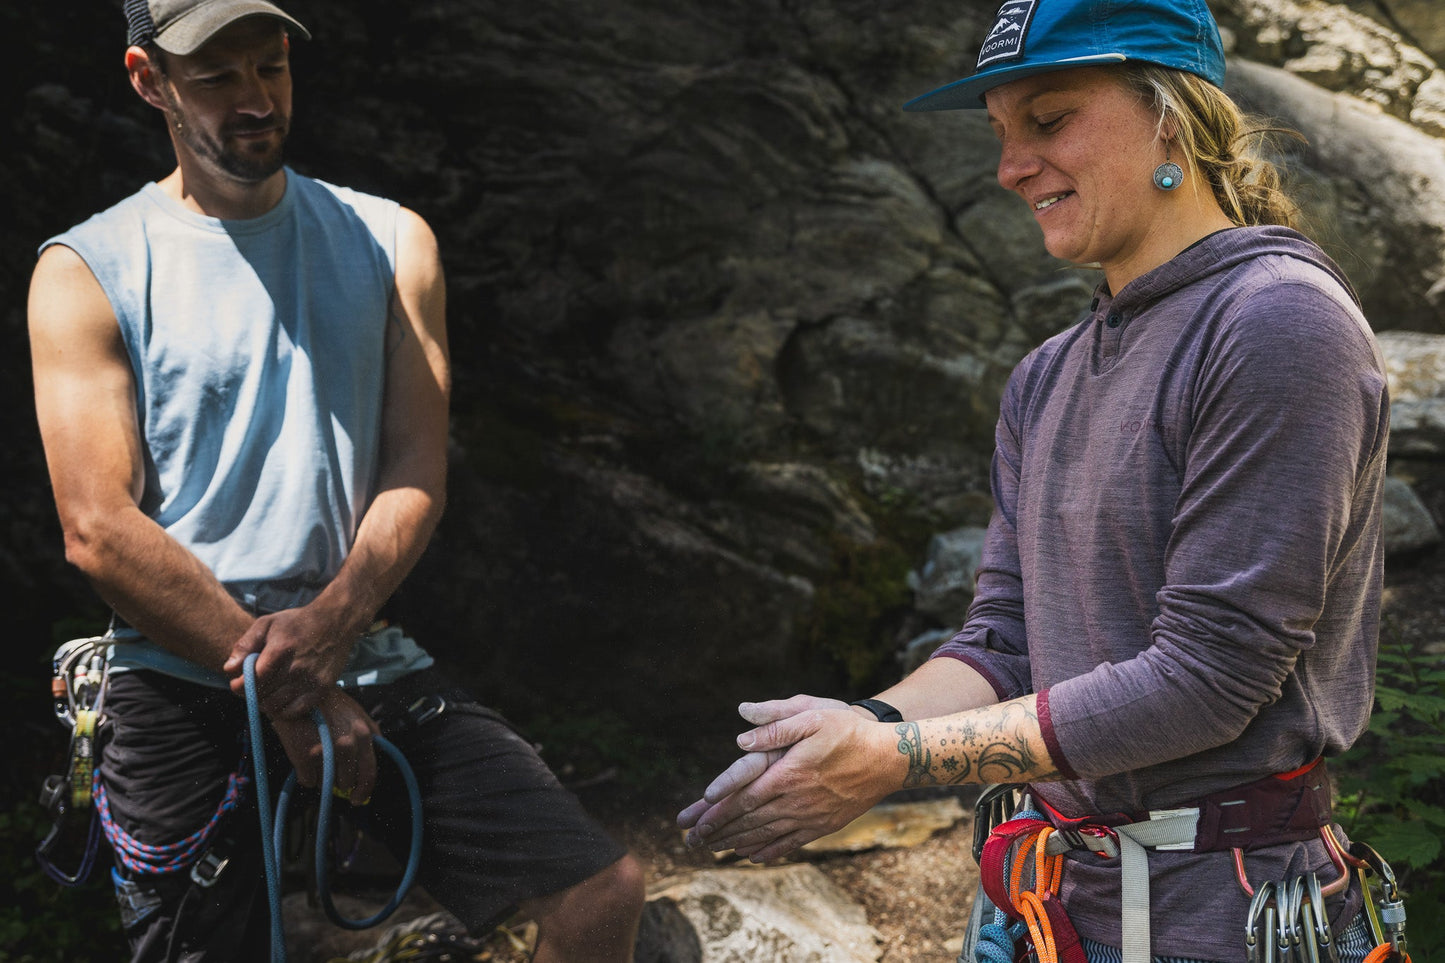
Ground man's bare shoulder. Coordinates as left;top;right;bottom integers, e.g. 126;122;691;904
29;243;118;339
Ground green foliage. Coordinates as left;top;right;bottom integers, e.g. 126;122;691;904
0;802;123;962
806;536;914;689
1334;624;1445;958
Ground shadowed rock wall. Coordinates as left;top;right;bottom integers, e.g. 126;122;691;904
5;0;1443;743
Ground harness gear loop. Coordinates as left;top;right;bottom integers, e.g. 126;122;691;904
1234;826;1351;899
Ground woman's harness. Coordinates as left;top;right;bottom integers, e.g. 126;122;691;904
969;764;1411;963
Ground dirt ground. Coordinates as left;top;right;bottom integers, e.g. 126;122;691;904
610;792;982;963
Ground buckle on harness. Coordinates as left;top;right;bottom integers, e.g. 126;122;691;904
406;693;447;727
112;868;164;930
190;850;230;888
1044;825;1119;860
371;692;450;738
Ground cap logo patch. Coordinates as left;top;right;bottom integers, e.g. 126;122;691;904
977;0;1038;69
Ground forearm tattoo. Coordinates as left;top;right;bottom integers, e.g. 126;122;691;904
896;722;936;788
895;700;1058;788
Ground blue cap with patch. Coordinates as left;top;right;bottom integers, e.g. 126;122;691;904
904;0;1226;111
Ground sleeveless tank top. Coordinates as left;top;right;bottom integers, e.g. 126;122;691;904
43;170;432;687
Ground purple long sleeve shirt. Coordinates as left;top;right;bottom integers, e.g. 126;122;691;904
933;226;1387;959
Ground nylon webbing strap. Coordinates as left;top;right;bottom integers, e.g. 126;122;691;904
1114;812;1200;963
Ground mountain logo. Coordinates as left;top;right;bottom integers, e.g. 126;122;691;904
977;0;1038;68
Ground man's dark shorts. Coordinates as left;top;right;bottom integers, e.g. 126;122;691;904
101;667;628;962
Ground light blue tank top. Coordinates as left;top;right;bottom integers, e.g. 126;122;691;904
44;170;432;687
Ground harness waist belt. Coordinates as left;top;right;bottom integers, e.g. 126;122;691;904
1191;758;1333;851
1038;757;1333;853
1020;759;1336;963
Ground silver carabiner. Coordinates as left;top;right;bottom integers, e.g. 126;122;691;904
1277;876;1304;963
1350;841;1408;956
1301;871;1339;963
1246;880;1278;963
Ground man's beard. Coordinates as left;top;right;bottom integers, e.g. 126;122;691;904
167;99;289;183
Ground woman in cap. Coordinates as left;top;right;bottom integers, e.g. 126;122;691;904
679;1;1391;960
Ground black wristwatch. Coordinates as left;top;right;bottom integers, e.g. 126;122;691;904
849;698;903;723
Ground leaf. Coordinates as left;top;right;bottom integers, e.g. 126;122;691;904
1354;817;1442;868
1373;685;1414;712
1380;754;1445;786
1405;798;1445;827
1396;693;1445;721
1364;711;1398;735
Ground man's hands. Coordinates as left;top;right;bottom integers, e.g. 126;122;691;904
224;603;379;802
677;695;902;862
224;605;358;718
270;686;380;804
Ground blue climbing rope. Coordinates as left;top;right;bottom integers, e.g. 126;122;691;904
274;709;424;930
243;653;424;962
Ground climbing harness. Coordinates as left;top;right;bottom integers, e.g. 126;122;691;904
36;633;425;962
965;767;1414;963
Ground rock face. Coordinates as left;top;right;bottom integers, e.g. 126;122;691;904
646;865;884;963
7;0;1445;745
1380;332;1445;457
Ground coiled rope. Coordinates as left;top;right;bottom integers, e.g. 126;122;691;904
243;653;424;962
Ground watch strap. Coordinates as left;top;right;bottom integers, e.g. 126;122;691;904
849;698;903;723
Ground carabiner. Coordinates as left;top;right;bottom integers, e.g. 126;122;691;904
1303;871;1339;963
1246;880;1278;963
971;783;1021;863
1277;876;1304;963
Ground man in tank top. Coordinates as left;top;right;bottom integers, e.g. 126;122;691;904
27;2;643;959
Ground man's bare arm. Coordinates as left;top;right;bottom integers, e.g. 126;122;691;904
28;243;253;671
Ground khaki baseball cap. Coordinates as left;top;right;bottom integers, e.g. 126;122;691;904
124;0;310;55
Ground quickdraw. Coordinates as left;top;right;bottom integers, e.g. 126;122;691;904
50;634;113;808
1238;831;1411;963
1349;842;1410;963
